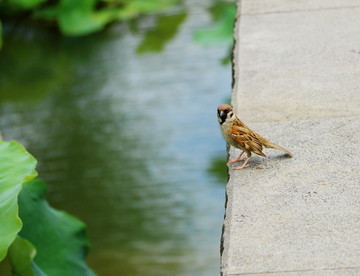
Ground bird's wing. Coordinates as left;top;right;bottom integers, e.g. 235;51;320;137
229;125;266;157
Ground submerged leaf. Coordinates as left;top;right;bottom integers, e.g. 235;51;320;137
193;2;236;46
18;179;97;276
0;141;37;261
137;12;187;53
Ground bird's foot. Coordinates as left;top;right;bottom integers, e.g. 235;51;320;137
230;156;250;169
227;158;245;165
231;164;250;170
227;151;245;165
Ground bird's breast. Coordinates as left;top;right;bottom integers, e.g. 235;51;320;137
220;123;242;149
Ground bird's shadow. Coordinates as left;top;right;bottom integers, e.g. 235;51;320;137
230;152;292;169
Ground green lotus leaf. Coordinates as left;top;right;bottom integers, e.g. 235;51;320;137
0;140;37;261
58;11;105;35
115;0;180;19
8;236;46;276
4;0;47;9
33;0;181;35
18;179;97;276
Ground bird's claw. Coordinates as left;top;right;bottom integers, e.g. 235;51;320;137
227;158;245;165
231;164;250;170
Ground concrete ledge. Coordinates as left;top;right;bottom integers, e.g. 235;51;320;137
221;1;360;275
221;117;360;275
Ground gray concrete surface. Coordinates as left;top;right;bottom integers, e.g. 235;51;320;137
221;1;360;275
222;118;360;275
232;3;360;122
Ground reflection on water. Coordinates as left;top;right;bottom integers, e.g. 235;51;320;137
0;2;231;276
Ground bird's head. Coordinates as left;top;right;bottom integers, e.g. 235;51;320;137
217;104;234;125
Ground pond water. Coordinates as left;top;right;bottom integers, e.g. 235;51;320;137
0;2;231;276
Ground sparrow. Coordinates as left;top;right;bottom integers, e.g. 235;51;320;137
217;104;293;169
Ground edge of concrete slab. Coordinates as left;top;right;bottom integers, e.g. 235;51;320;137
220;3;241;273
241;0;360;16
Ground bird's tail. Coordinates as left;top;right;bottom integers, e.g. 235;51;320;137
263;141;293;157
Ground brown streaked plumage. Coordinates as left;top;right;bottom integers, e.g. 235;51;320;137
217;104;292;169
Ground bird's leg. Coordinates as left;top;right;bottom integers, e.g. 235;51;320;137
227;151;245;165
231;156;251;170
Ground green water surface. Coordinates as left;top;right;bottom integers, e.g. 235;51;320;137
0;2;231;275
